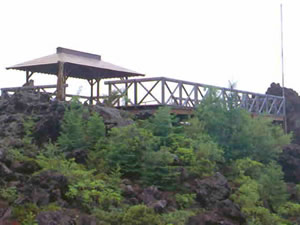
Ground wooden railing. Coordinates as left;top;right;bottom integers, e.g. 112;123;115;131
105;77;286;118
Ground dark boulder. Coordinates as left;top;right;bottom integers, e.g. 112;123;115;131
187;200;246;225
266;83;300;144
21;170;68;206
65;148;88;164
36;209;98;225
192;172;230;208
279;144;300;183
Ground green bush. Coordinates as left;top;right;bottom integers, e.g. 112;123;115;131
105;124;158;178
161;210;196;225
86;112;106;148
195;89;290;162
258;162;288;210
175;193;196;209
122;205;162;225
0;186;18;204
58;99;86;151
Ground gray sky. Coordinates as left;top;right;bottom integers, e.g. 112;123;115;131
0;0;299;96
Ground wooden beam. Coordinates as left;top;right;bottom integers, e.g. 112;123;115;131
56;61;65;100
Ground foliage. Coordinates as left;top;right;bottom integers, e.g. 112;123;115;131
196;89;291;162
66;176;122;211
0;186;18;204
258;162;288;210
149;107;173;137
86;112;106;148
13;203;60;225
122;205;162;225
175;193;196;209
161;210;196;225
278;202;300;218
57;98;86;151
141;148;178;189
105;124;158;178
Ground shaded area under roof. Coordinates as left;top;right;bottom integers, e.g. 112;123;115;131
7;47;144;80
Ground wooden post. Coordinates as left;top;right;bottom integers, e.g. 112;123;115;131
125;77;128;106
161;78;165;105
194;85;198;105
56;61;65;100
89;79;95;105
96;79;100;103
134;81;138;105
179;82;183;106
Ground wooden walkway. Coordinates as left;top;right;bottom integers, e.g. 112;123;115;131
105;77;286;121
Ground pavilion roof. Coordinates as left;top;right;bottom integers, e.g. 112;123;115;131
7;47;144;80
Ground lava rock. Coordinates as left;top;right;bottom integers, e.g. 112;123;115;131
193;172;230;208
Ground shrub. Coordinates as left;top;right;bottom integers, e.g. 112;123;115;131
122;205;162;225
105;124;158;178
162;210;196;225
86;112;106;148
258;162;288;210
195;89;291;162
57;99;86;151
0;186;18;204
175;193;196;209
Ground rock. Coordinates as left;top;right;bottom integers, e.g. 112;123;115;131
0;148;6;161
36;209;98;225
65;148;88;164
193;172;230;208
93;105;133;127
279;144;300;183
266;83;300;144
187;200;246;225
10;160;41;174
139;186;162;205
21;170;68;206
0;162;13;180
150;200;168;213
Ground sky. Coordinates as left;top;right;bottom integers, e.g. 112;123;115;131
0;0;299;97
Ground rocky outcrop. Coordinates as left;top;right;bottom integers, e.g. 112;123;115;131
0;91;133;147
266;83;300;144
187;199;246;225
36;209;98;225
279;144;300;183
192;172;231;208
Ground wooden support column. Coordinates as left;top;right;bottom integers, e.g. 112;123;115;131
26;71;34;84
125;77;128;106
134;81;138;105
56;61;65;100
96;79;101;103
194;85;198;105
88;79;97;104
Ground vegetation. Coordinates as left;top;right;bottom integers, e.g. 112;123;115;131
2;91;298;225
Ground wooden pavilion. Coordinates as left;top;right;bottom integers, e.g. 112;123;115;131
6;47;144;103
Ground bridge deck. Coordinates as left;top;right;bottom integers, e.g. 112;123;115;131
105;77;285;120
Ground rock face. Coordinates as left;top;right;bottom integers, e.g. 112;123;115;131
192;172;231;208
187;199;246;225
36;209;98;225
0;91;132;147
279;144;300;183
266;83;300;144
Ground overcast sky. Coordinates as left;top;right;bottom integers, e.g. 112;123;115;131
0;0;299;96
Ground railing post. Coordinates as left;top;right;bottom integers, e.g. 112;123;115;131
161;78;165;105
179;82;183;106
194;85;198;106
134;81;138;105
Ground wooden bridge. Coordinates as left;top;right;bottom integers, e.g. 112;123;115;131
3;47;286;121
105;77;286;121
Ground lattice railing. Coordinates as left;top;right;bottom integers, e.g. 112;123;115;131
104;77;285;117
